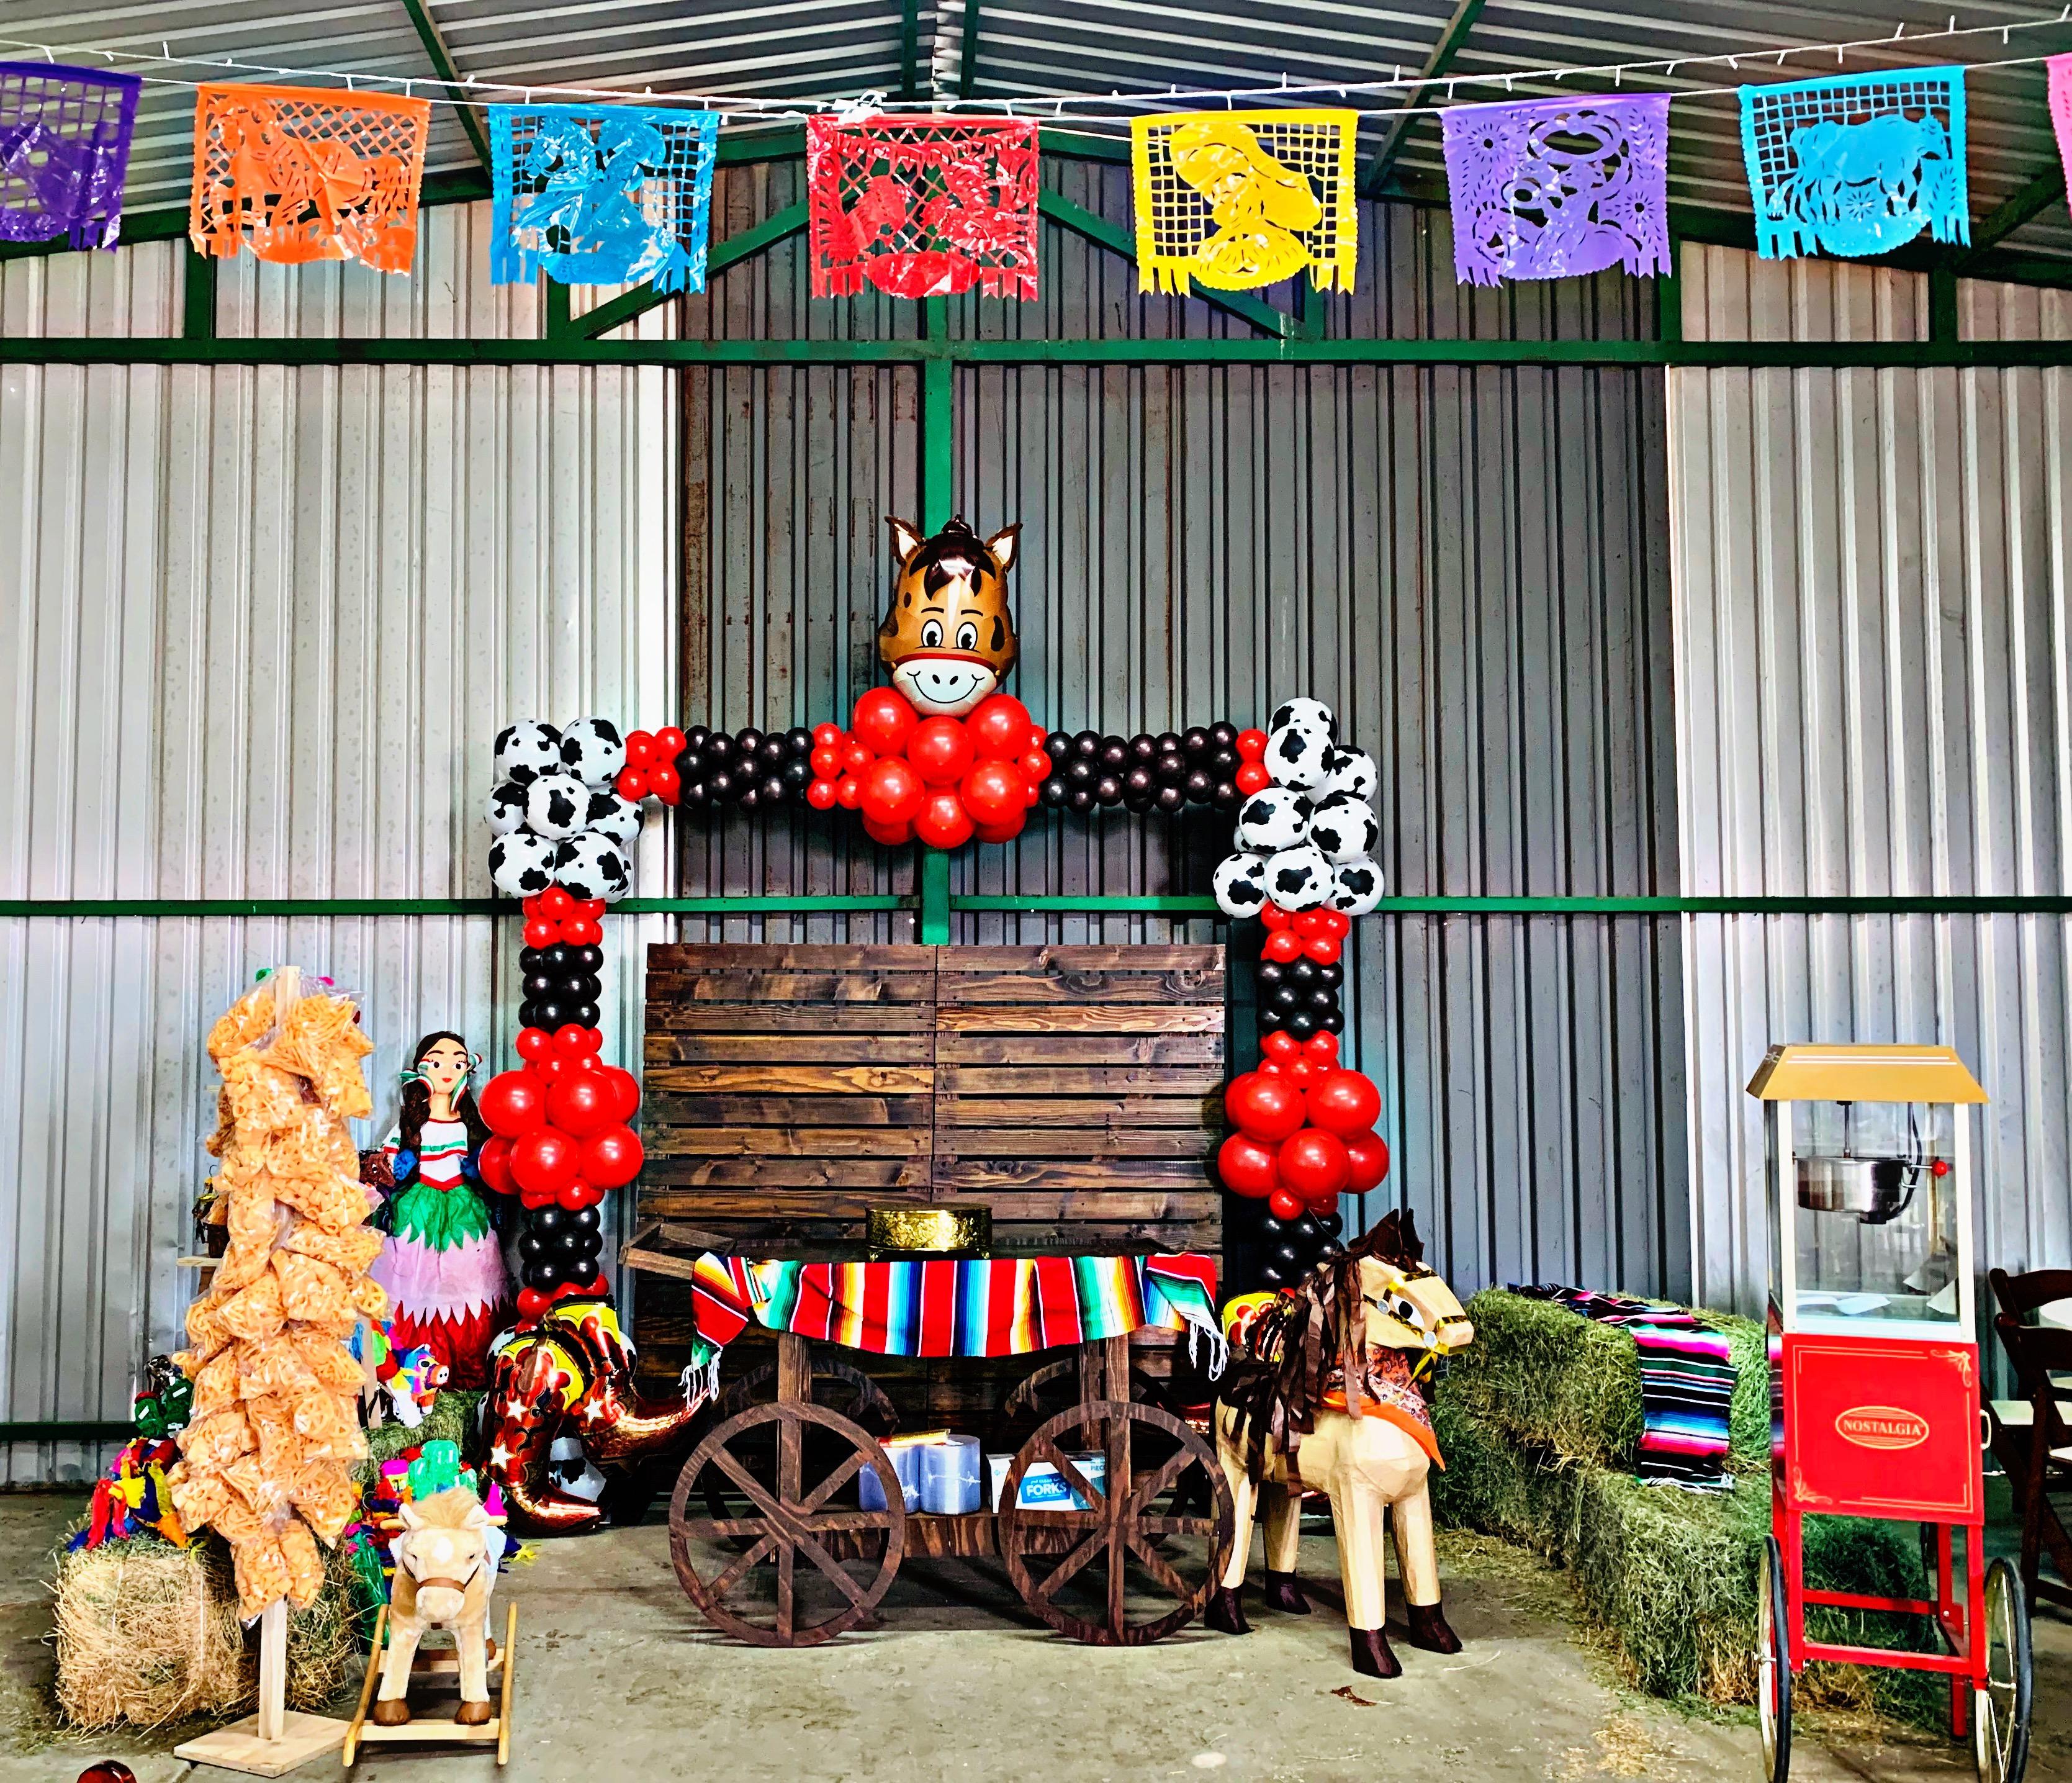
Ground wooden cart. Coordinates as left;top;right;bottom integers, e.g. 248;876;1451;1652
633;1242;1234;1649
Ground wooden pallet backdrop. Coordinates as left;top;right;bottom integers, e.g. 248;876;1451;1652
633;942;1225;1397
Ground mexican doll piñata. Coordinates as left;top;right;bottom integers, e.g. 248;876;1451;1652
371;1032;510;1389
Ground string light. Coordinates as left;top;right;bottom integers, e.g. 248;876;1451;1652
0;11;2065;129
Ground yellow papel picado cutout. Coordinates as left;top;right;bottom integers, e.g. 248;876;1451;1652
1132;110;1358;296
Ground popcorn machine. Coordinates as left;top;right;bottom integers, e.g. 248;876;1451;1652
1748;1045;2030;1783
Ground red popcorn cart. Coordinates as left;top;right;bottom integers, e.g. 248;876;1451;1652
1749;1045;2031;1783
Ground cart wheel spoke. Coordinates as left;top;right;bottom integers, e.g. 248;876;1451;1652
1127;1447;1192;1515
709;1443;790;1523
1035;1522;1112;1602
1027;1435;1105;1512
800;1447;869;1514
706;1532;779;1600
1125;1528;1192;1601
1137;1515;1217;1538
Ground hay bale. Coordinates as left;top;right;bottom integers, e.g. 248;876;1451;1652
1447;1288;1769;1471
54;1534;248;1732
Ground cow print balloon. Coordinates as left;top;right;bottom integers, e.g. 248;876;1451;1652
1306;792;1379;865
493;720;563;787
1213;851;1271;918
1236;785;1310;852
1328;858;1384;915
490;832;559;898
1263;842;1331;910
1317;745;1379;803
551;833;630;903
525;772;592;841
1265;722;1333;788
559;717;626;788
486;780;529;836
1268;698;1335;739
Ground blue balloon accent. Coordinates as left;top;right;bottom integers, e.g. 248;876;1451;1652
488;104;720;292
1740;68;1970;261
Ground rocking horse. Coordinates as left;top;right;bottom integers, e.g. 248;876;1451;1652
1209;1209;1476;1677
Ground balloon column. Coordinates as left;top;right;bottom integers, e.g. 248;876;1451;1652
1214;700;1392;1287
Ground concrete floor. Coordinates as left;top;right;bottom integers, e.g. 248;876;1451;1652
3;1492;2066;1783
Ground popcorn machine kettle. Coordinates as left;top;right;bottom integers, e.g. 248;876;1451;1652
1747;1045;2030;1783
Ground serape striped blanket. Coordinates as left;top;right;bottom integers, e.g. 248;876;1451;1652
686;1252;1223;1394
1514;1284;1736;1489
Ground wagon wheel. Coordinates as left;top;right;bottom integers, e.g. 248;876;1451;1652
1975;1557;2031;1783
1002;1357;1174;1421
705;1360;900;1545
996;1399;1233;1646
1757;1534;1792;1783
668;1401;906;1648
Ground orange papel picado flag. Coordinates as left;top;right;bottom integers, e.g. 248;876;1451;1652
1131;109;1359;296
189;83;431;273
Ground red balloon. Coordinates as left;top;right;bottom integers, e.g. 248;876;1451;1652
916;791;975;849
810;745;842;779
477;1135;515;1196
541;888;574;919
511;1125;580;1196
813;722;844;749
862;757;926;827
1235;728;1269;761
807;779;838;810
547;1070;616;1138
615;766;651;801
973;815;1027;843
1263;931;1304;964
1305;936;1341;964
1217;1132;1280;1198
523;919;557;949
966;694;1032;760
624;730;655;767
552;1023;592;1057
1286;1059;1317;1088
1025;726;1047;752
1278;1127;1350;1200
852;687;919;757
579;899;606;920
516;1287;547;1321
836;774;863;809
1318;910;1352;939
594;1065;641;1122
1345;1129;1390;1193
1293;911;1323;937
563;916;603;947
961;759;1024;828
1226;1074;1307;1144
908;716;975;786
1308;1068;1382;1136
1260;1031;1300;1061
654;725;687;758
1268;1188;1305;1222
515;1026;552;1063
649;764;682;804
582;1124;644;1188
843;741;873;775
1019;748;1051;782
1302;1031;1340;1064
1235;762;1271;794
534;1054;564;1081
862;815;914;845
78;1763;137;1783
479;1070;547;1138
1258;1060;1284;1075
556;1178;598;1211
1261;905;1291;931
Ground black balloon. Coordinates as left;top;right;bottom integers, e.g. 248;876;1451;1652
1069;787;1096;813
1095;775;1122;805
1287;1011;1318;1039
1258;960;1285;987
1130;734;1158;762
737;786;760;813
1272;1242;1302;1269
686;726;710;753
1290;958;1318;986
1210;747;1240;775
543;942;574;970
1182;726;1210;758
1073;730;1100;758
706;769;734;801
519;947;544;972
1318;1211;1344;1237
1125;790;1155;814
736;727;763;756
1209;721;1237;749
1100;738;1128;770
578;946;603;970
533;1205;565;1233
1125;766;1155;798
1185;769;1213;801
1154;733;1179;756
534;1000;569;1031
684;780;710;809
1322;1008;1345;1033
1066;756;1094;786
524;973;554;1000
760;774;788;803
1155;784;1185;813
1046;733;1071;762
518;1232;544;1262
1293;1214;1321;1241
1154;752;1186;785
1261;1264;1287;1287
786;726;813;756
570;1205;601;1232
1270;985;1301;1013
1320;963;1344;988
575;1002;600;1027
518;1003;542;1030
705;733;734;763
1040;777;1069;808
1309;987;1337;1013
782;757;813;788
1211;780;1241;809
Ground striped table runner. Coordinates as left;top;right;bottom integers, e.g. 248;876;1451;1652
1515;1285;1737;1488
685;1252;1223;1394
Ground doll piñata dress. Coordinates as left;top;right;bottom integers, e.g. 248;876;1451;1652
371;1031;510;1389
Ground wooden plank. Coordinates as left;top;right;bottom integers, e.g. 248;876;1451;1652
936;1096;1221;1127
938;946;1223;972
639;1159;932;1189
934;970;1225;1004
935;1005;1223;1034
648;944;935;971
646;1035;937;1063
642;1063;935;1095
938;1066;1227;1095
986;1219;1223;1255
646;1095;936;1126
643;1004;937;1032
934;1159;1216;1190
640;1189;1221;1222
659;971;939;1004
646;1126;934;1157
936;1129;1215;1158
934;1034;1223;1065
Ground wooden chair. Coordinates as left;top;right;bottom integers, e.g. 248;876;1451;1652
1986;1267;2072;1614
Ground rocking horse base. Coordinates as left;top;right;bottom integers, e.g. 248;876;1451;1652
1348;1627;1402;1679
1262;1571;1311;1615
343;1600;518;1768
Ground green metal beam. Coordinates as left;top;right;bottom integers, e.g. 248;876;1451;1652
958;0;986;97
1038;189;1292;338
577;201;809;340
899;0;924;100
0;1422;132;1443
11;333;2072;369
1960;164;2068;263
399;0;492;173
182;244;217;343
1360;0;1488;199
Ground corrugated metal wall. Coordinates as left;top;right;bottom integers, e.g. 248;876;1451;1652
1670;245;2072;1315
673;164;1689;1303
0;204;677;1479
